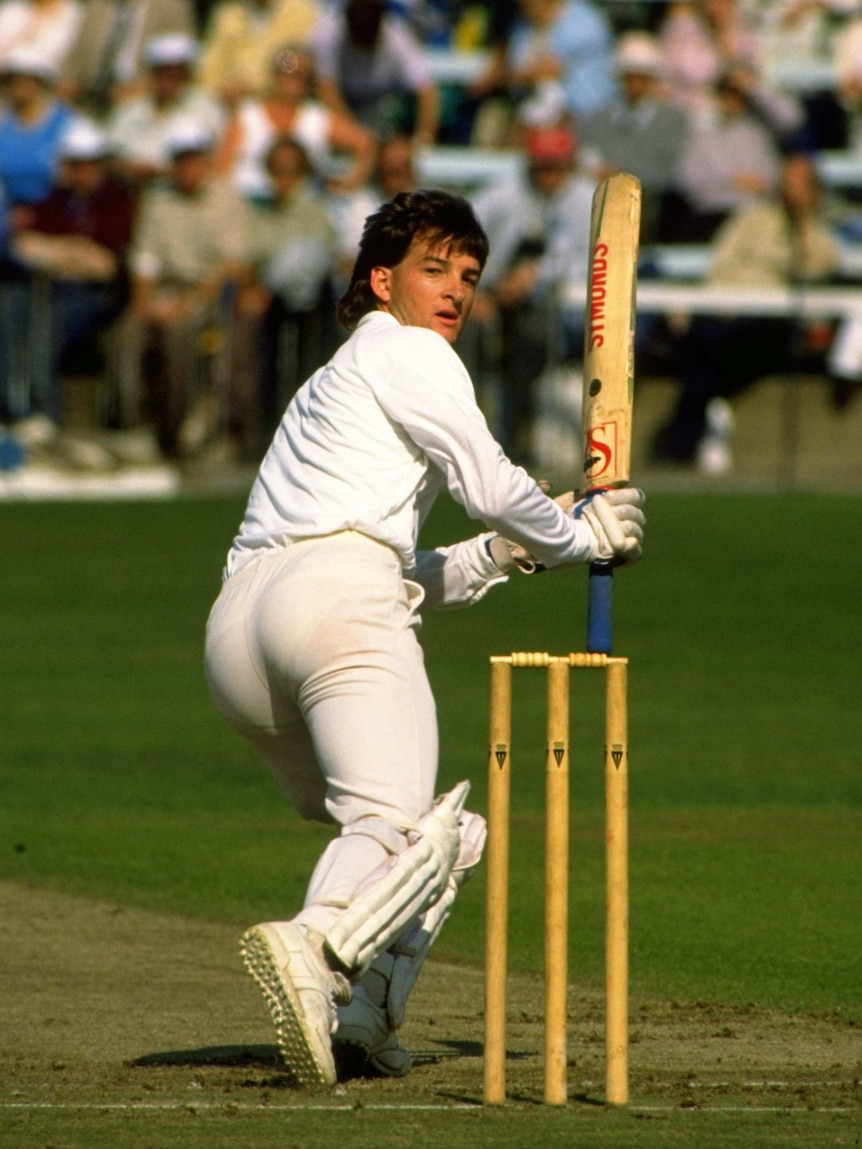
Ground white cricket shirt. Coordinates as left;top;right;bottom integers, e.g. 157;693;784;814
226;312;594;583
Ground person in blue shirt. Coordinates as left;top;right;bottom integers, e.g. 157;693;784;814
0;48;75;210
505;0;616;123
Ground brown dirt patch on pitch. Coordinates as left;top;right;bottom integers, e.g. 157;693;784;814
1;881;858;1113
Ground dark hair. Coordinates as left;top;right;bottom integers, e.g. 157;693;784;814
346;0;383;48
337;188;489;331
264;133;311;177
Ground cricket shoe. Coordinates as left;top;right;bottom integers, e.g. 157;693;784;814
333;986;412;1079
240;921;352;1086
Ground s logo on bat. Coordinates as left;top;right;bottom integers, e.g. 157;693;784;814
583;420;618;481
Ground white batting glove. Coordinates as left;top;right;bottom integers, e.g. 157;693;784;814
575;487;646;566
487;487;645;572
486;489;576;573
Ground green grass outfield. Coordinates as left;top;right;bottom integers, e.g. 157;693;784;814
1;491;860;1147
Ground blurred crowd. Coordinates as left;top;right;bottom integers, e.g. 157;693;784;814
2;0;862;473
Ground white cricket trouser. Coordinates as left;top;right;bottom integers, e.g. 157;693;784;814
204;531;438;933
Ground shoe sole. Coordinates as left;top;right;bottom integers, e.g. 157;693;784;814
240;924;336;1086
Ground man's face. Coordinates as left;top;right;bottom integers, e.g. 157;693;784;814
267;141;307;197
621;70;654;104
171;149;211;194
61;157;106;195
370;236;482;345
529;161;571;196
150;63;189;102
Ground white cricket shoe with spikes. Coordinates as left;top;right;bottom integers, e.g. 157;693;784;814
240;921;352;1086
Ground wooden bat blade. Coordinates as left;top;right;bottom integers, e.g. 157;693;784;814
581;173;641;656
582;173;642;492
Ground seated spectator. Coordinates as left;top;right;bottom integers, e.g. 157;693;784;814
239;134;337;449
826;16;862;149
106;32;226;187
463;0;520;145
0;117;134;430
468;118;594;464
651;153;839;471
198;0;322;107
329;132;418;290
215;42;375;198
126;118;250;458
311;0;440;144
502;0;617;129
0;0;82;74
579;31;691;244
0;47;75;211
659;0;762;119
60;0;196;117
673;68;786;241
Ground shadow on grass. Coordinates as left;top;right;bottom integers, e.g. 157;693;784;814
132;1045;280;1069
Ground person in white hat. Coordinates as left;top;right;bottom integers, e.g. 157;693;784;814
0;46;76;208
578;31;690;243
61;0;195;115
126;111;250;457
106;32;225;185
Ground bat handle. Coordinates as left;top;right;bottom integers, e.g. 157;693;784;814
587;563;614;654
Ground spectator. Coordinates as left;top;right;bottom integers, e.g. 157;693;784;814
239;134;337;449
106;32;226;187
659;0;762;119
0;117;134;429
464;0;519;144
330;132;419;289
578;31;690;244
468;118;594;464
127;118;250;458
826;15;862;148
311;0;440;144
651;153;839;471
673;67;785;241
60;0;195;117
0;0;82;74
0;47;75;210
503;0;617;128
215;42;375;198
198;0;322;107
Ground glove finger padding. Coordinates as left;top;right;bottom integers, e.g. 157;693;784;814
576;487;645;566
487;533;540;574
488;487;578;574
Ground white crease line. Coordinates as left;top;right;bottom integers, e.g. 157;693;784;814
691;1082;853;1089
0;1101;857;1114
633;1106;857;1114
0;1102;480;1112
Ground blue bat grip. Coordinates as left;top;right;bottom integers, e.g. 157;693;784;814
586;563;614;654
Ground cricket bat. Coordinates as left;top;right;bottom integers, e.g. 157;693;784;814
581;173;642;654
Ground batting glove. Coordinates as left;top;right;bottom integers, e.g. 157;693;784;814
485;489;575;573
575;487;645;566
487;487;645;573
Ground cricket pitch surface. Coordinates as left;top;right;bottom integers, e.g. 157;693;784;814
2;880;858;1132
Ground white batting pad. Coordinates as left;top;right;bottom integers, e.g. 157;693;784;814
324;781;470;975
384;809;486;1028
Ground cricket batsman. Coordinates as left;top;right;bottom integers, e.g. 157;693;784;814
204;189;645;1085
